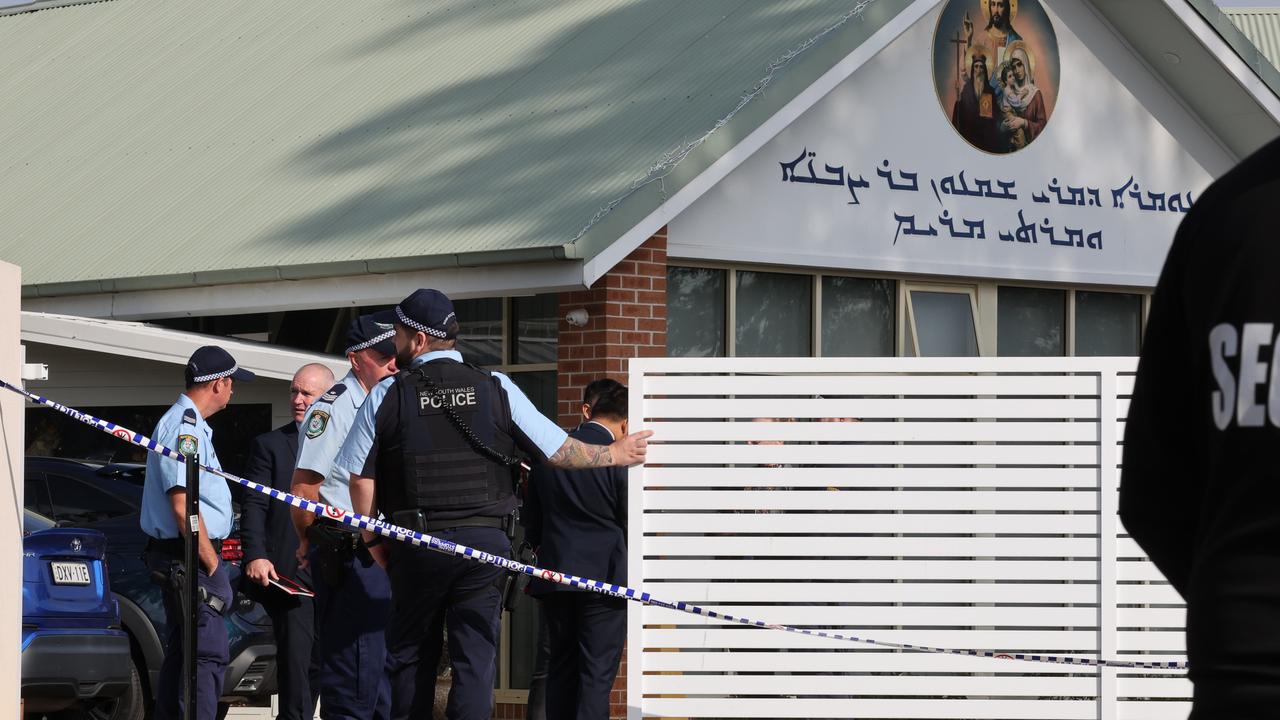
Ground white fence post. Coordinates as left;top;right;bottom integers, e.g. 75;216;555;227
1097;367;1120;720
0;261;20;716
626;358;649;720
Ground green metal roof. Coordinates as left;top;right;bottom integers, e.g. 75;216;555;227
0;0;914;296
3;0;1277;299
1225;7;1280;69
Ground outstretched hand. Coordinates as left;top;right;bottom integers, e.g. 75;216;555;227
610;430;653;467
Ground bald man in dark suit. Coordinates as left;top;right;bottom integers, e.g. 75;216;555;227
241;363;331;720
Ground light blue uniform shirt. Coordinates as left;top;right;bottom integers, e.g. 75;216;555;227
141;394;234;539
295;371;368;511
334;350;568;480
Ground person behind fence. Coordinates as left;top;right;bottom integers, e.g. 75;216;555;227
523;379;629;720
337;288;652;720
141;346;255;720
240;362;333;720
289;313;399;720
1120;135;1280;719
524;379;623;720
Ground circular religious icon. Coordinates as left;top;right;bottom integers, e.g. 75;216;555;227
933;0;1060;154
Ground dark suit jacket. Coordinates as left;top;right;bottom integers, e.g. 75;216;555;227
240;422;302;584
524;422;627;596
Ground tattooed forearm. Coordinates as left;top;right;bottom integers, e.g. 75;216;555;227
548;437;615;469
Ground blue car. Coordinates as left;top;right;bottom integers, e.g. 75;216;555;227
25;457;277;718
22;508;134;716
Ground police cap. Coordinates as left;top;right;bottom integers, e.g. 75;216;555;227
394;289;458;340
345;310;397;357
185;345;255;385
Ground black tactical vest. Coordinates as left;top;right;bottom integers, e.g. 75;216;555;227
380;360;517;518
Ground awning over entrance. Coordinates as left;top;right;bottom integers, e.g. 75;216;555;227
20;312;346;382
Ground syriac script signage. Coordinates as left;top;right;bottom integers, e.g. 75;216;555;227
669;0;1221;288
778;150;1194;250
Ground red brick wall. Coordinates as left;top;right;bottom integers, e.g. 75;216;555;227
556;229;668;427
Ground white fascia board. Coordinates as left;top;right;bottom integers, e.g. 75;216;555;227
1163;0;1280;123
580;0;942;286
20;312;347;381
23;261;586;321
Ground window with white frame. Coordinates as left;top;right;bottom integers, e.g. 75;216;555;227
821;276;896;357
667;266;727;357
667;264;1149;359
997;286;1066;356
904;284;981;357
667;265;898;358
735;270;812;357
1074;290;1143;356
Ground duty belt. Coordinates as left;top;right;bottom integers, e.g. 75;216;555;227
306;522;363;552
389;509;504;532
147;537;224;557
426;516;505;532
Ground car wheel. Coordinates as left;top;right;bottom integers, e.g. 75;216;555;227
84;655;145;720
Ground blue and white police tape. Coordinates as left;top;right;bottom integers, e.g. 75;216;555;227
1;378;1188;672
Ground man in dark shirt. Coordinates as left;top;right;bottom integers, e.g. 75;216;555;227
524;380;629;720
1121;135;1280;719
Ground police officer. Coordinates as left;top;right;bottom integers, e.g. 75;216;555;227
336;289;650;720
141;345;254;720
1121;136;1280;718
289;313;400;720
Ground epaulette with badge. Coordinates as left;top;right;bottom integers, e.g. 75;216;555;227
305;383;346;439
318;383;348;405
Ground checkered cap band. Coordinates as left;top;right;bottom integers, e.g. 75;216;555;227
396;305;450;339
191;365;239;384
345;328;396;355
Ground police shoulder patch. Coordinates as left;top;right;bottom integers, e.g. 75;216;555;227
177;434;199;457
318;383;347;405
305;410;331;439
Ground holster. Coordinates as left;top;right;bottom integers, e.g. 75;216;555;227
146;555;227;615
503;540;534;612
306;523;360;588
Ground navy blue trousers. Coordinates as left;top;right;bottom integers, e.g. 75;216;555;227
311;544;392;720
151;556;233;720
261;565;320;720
541;592;626;720
386;527;508;720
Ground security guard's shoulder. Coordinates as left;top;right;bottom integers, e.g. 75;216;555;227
317;382;348;405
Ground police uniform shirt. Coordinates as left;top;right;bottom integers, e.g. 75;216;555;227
140;393;233;540
334;349;568;492
1120;135;1280;696
295;370;367;512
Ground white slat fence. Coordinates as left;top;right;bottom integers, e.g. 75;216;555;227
626;357;1187;720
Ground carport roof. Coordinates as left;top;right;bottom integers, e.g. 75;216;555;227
20;312;346;381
